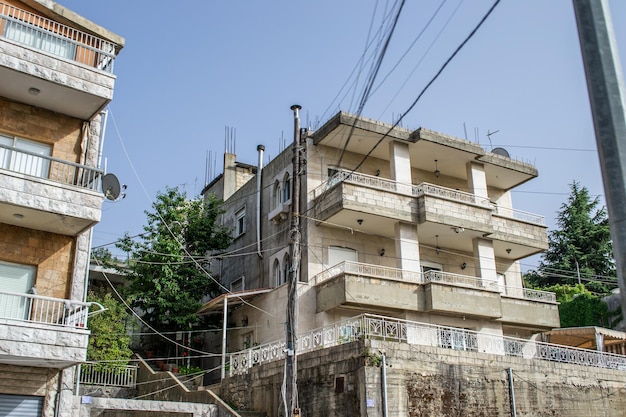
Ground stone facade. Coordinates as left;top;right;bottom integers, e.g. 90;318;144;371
0;1;123;416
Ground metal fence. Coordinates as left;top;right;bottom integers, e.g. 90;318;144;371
0;143;103;192
80;362;138;388
0;290;96;329
0;1;117;72
230;314;626;376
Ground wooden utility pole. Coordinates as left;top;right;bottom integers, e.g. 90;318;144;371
285;104;302;417
573;0;626;319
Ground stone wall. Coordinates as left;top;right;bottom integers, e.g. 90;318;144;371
0;223;74;299
218;339;626;417
0;364;59;417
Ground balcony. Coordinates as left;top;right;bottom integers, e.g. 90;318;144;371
312;262;558;329
0;144;104;235
0;2;120;120
0;290;101;368
313;170;547;258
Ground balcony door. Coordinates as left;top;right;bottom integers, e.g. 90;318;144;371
0;262;36;320
328;246;358;268
0;135;51;179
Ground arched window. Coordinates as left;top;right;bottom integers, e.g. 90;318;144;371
273;259;281;287
273;180;281;209
282;253;291;285
283;173;291;202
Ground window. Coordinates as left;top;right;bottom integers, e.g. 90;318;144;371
283;173;291;202
0;261;36;320
273;259;282;287
235;207;246;237
282;253;290;285
273;180;282;209
328;246;357;268
421;261;442;273
231;277;245;292
0;134;51;178
3;20;76;60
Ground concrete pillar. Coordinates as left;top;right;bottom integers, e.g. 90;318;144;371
223;153;237;200
473;238;497;283
389;140;412;194
466;161;488;199
394;222;421;277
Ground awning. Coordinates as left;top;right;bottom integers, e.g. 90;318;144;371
197;288;272;315
543;326;626;349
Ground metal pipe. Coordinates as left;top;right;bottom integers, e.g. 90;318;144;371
256;145;265;259
507;368;517;417
221;296;228;380
381;353;388;417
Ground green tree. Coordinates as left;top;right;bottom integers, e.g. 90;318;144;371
525;181;615;293
117;186;232;335
545;284;609;328
87;289;133;370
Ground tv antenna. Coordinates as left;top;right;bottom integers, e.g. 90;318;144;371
486;129;500;149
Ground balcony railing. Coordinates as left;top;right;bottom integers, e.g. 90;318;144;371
423;270;499;291
0;143;103;192
0;290;99;329
493;205;546;226
312;261;555;303
312;261;421;285
229;314;626;376
80;362;138;388
412;182;492;207
0;2;117;72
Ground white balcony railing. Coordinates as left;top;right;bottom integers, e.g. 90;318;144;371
412;182;492;208
312;261;421;285
313;170;545;225
312;261;556;303
0;143;103;192
229;314;626;376
493;205;546;226
0;1;117;72
423;270;499;290
80;362;138;388
0;290;100;329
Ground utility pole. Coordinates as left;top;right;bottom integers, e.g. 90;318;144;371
573;0;626;319
285;104;302;417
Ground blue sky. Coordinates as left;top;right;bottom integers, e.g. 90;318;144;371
59;1;626;270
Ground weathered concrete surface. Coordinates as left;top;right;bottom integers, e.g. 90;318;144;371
218;339;626;417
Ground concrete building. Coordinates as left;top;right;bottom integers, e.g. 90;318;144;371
0;1;123;416
200;111;560;383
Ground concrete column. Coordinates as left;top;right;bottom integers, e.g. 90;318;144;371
466;161;488;199
223;153;237;200
389;140;412;194
473;238;497;282
394;222;421;276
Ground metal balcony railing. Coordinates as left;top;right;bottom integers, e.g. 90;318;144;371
493;205;546;226
412;182;492;207
313;169;544;225
312;261;556;303
0;143;103;192
0;290;99;329
79;362;138;388
0;2;117;72
229;314;626;376
312;261;422;285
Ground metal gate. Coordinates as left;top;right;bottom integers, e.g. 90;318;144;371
0;394;43;416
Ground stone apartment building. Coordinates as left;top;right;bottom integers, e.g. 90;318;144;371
200;110;561;385
0;1;123;416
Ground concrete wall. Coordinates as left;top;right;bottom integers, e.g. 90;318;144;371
219;339;626;417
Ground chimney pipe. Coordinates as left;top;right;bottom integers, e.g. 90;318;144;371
256;145;265;259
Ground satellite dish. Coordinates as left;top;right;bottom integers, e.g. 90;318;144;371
102;173;121;200
492;147;510;158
